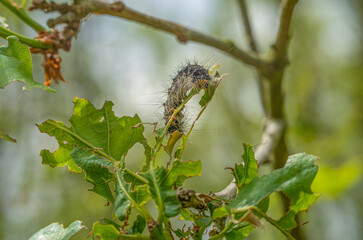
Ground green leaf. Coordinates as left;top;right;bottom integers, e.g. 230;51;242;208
0;36;55;92
232;144;257;189
114;171;150;220
145;167;180;218
113;176;131;220
40;142;82;173
28;220;85;240
164;159;202;186
174;135;187;159
93;221;150;239
92;222;120;239
124;171;147;187
199;82;218;107
163;131;182;157
70;148;114;202
149;223;165;240
0;130;16;143
38;98;151;172
179;209;194;222
225;225;254;240
200;216;212;227
143;160;202;218
130;215;146;234
212;206;228;220
228;153;319;231
131;186;150;206
174;229;190;238
99;218;122;230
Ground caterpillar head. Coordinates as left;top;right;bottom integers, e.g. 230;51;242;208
185;64;212;89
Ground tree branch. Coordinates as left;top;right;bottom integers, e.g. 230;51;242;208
90;1;268;68
214;118;285;199
209;0;299;201
238;0;258;53
237;0;268;116
267;1;304;239
30;0;268;69
272;0;298;64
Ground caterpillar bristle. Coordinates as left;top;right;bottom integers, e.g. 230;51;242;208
164;63;212;133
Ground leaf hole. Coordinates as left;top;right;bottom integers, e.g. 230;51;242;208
100;117;105;123
266;192;287;220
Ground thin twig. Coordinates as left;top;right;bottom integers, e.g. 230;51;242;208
0;0;45;32
251;206;295;240
0;25;52;48
237;0;268;116
238;0;258;52
267;1;301;239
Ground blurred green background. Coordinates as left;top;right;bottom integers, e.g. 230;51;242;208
0;0;362;239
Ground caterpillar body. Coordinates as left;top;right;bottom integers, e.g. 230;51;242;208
164;64;213;133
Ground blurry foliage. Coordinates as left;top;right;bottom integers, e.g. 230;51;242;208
312;160;362;198
0;0;362;239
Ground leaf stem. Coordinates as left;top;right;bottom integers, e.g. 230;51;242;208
150;167;165;224
115;163;153;221
0;0;45;32
250;206;295;240
0;25;52;49
44;121;149;184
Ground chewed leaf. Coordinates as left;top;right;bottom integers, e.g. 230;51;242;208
225;225;254;240
163;130;183;157
164;159;202;186
233;144;257;189
92;222;120;239
38;98;151;172
130;215;146;234
113;175;131;220
29;220;85;240
199;83;217;107
145;167;180;218
0;36;55;92
174;135;187;159
92;221;148;239
228;153;319;231
71;148;114;202
199;71;227;107
113;165;150;220
40;142;82;173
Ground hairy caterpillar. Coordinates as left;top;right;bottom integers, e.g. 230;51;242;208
163;63;213;133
